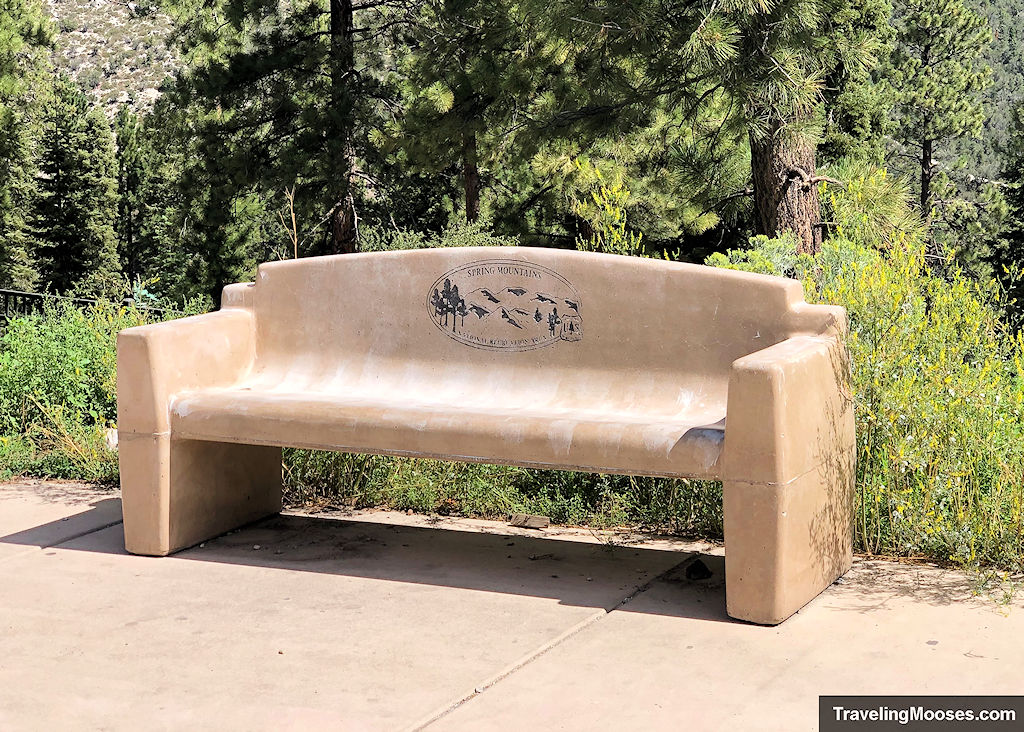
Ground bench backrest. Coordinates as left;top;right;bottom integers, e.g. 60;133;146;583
222;247;843;417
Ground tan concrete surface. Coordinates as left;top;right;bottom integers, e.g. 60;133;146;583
434;557;1024;732
3;481;1021;732
0;480;121;561
0;481;686;731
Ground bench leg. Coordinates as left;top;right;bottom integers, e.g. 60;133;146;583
120;433;282;556
723;459;853;625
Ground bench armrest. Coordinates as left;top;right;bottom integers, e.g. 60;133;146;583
117;309;256;435
722;334;854;484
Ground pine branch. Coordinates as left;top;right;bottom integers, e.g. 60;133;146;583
784;167;846;190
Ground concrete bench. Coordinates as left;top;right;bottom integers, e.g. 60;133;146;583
117;247;855;624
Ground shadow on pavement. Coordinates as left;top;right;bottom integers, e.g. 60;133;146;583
4;500;986;623
0;496;123;549
1;501;741;622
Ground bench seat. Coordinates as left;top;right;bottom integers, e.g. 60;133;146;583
171;389;727;478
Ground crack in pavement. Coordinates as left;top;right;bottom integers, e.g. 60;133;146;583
407;553;695;732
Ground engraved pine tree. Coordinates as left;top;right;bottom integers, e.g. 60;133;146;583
431;287;446;325
433;279;467;332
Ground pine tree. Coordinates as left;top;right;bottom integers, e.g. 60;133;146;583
389;0;561;223
889;0;992;221
724;0;894;252
115;105;160;285
819;0;894;163
29;73;120;296
0;0;52;289
991;103;1024;329
129;95;279;306
0;99;40;290
526;0;892;253
163;0;417;256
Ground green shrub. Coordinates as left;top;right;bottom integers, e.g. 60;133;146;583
573;172;648;258
0;301;146;433
710;164;1024;570
23;403;119;483
0;434;35;481
0;299;202;481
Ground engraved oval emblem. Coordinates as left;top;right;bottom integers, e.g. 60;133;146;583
426;259;583;351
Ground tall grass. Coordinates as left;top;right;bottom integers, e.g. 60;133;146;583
283;449;723;537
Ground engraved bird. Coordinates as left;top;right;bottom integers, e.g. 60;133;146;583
500;309;524;329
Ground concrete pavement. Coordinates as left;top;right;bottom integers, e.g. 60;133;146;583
0;480;1021;731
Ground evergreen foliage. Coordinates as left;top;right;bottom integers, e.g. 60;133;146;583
962;0;1024;179
0;0;52;289
114;106;149;286
160;0;419;259
386;0;535;223
29;73;120;296
992;103;1024;329
2;0;1024;570
888;0;992;222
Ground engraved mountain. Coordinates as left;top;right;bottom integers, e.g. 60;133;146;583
465;286;541;308
464;290;556;333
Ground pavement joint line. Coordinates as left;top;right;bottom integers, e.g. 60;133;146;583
407;552;695;732
0;518;124;565
46;519;125;549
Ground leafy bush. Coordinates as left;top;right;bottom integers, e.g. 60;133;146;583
710;164;1024;570
0;299;201;481
0;301;145;433
0;434;35;481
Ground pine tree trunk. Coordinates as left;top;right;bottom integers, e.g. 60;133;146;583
920;137;933;218
329;136;358;253
918;39;933;223
919;136;945;267
463;130;480;223
749;118;823;255
327;0;358;254
118;185;135;282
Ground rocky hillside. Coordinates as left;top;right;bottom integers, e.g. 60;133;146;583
46;0;176;114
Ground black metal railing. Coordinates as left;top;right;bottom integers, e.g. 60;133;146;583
0;289;180;329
